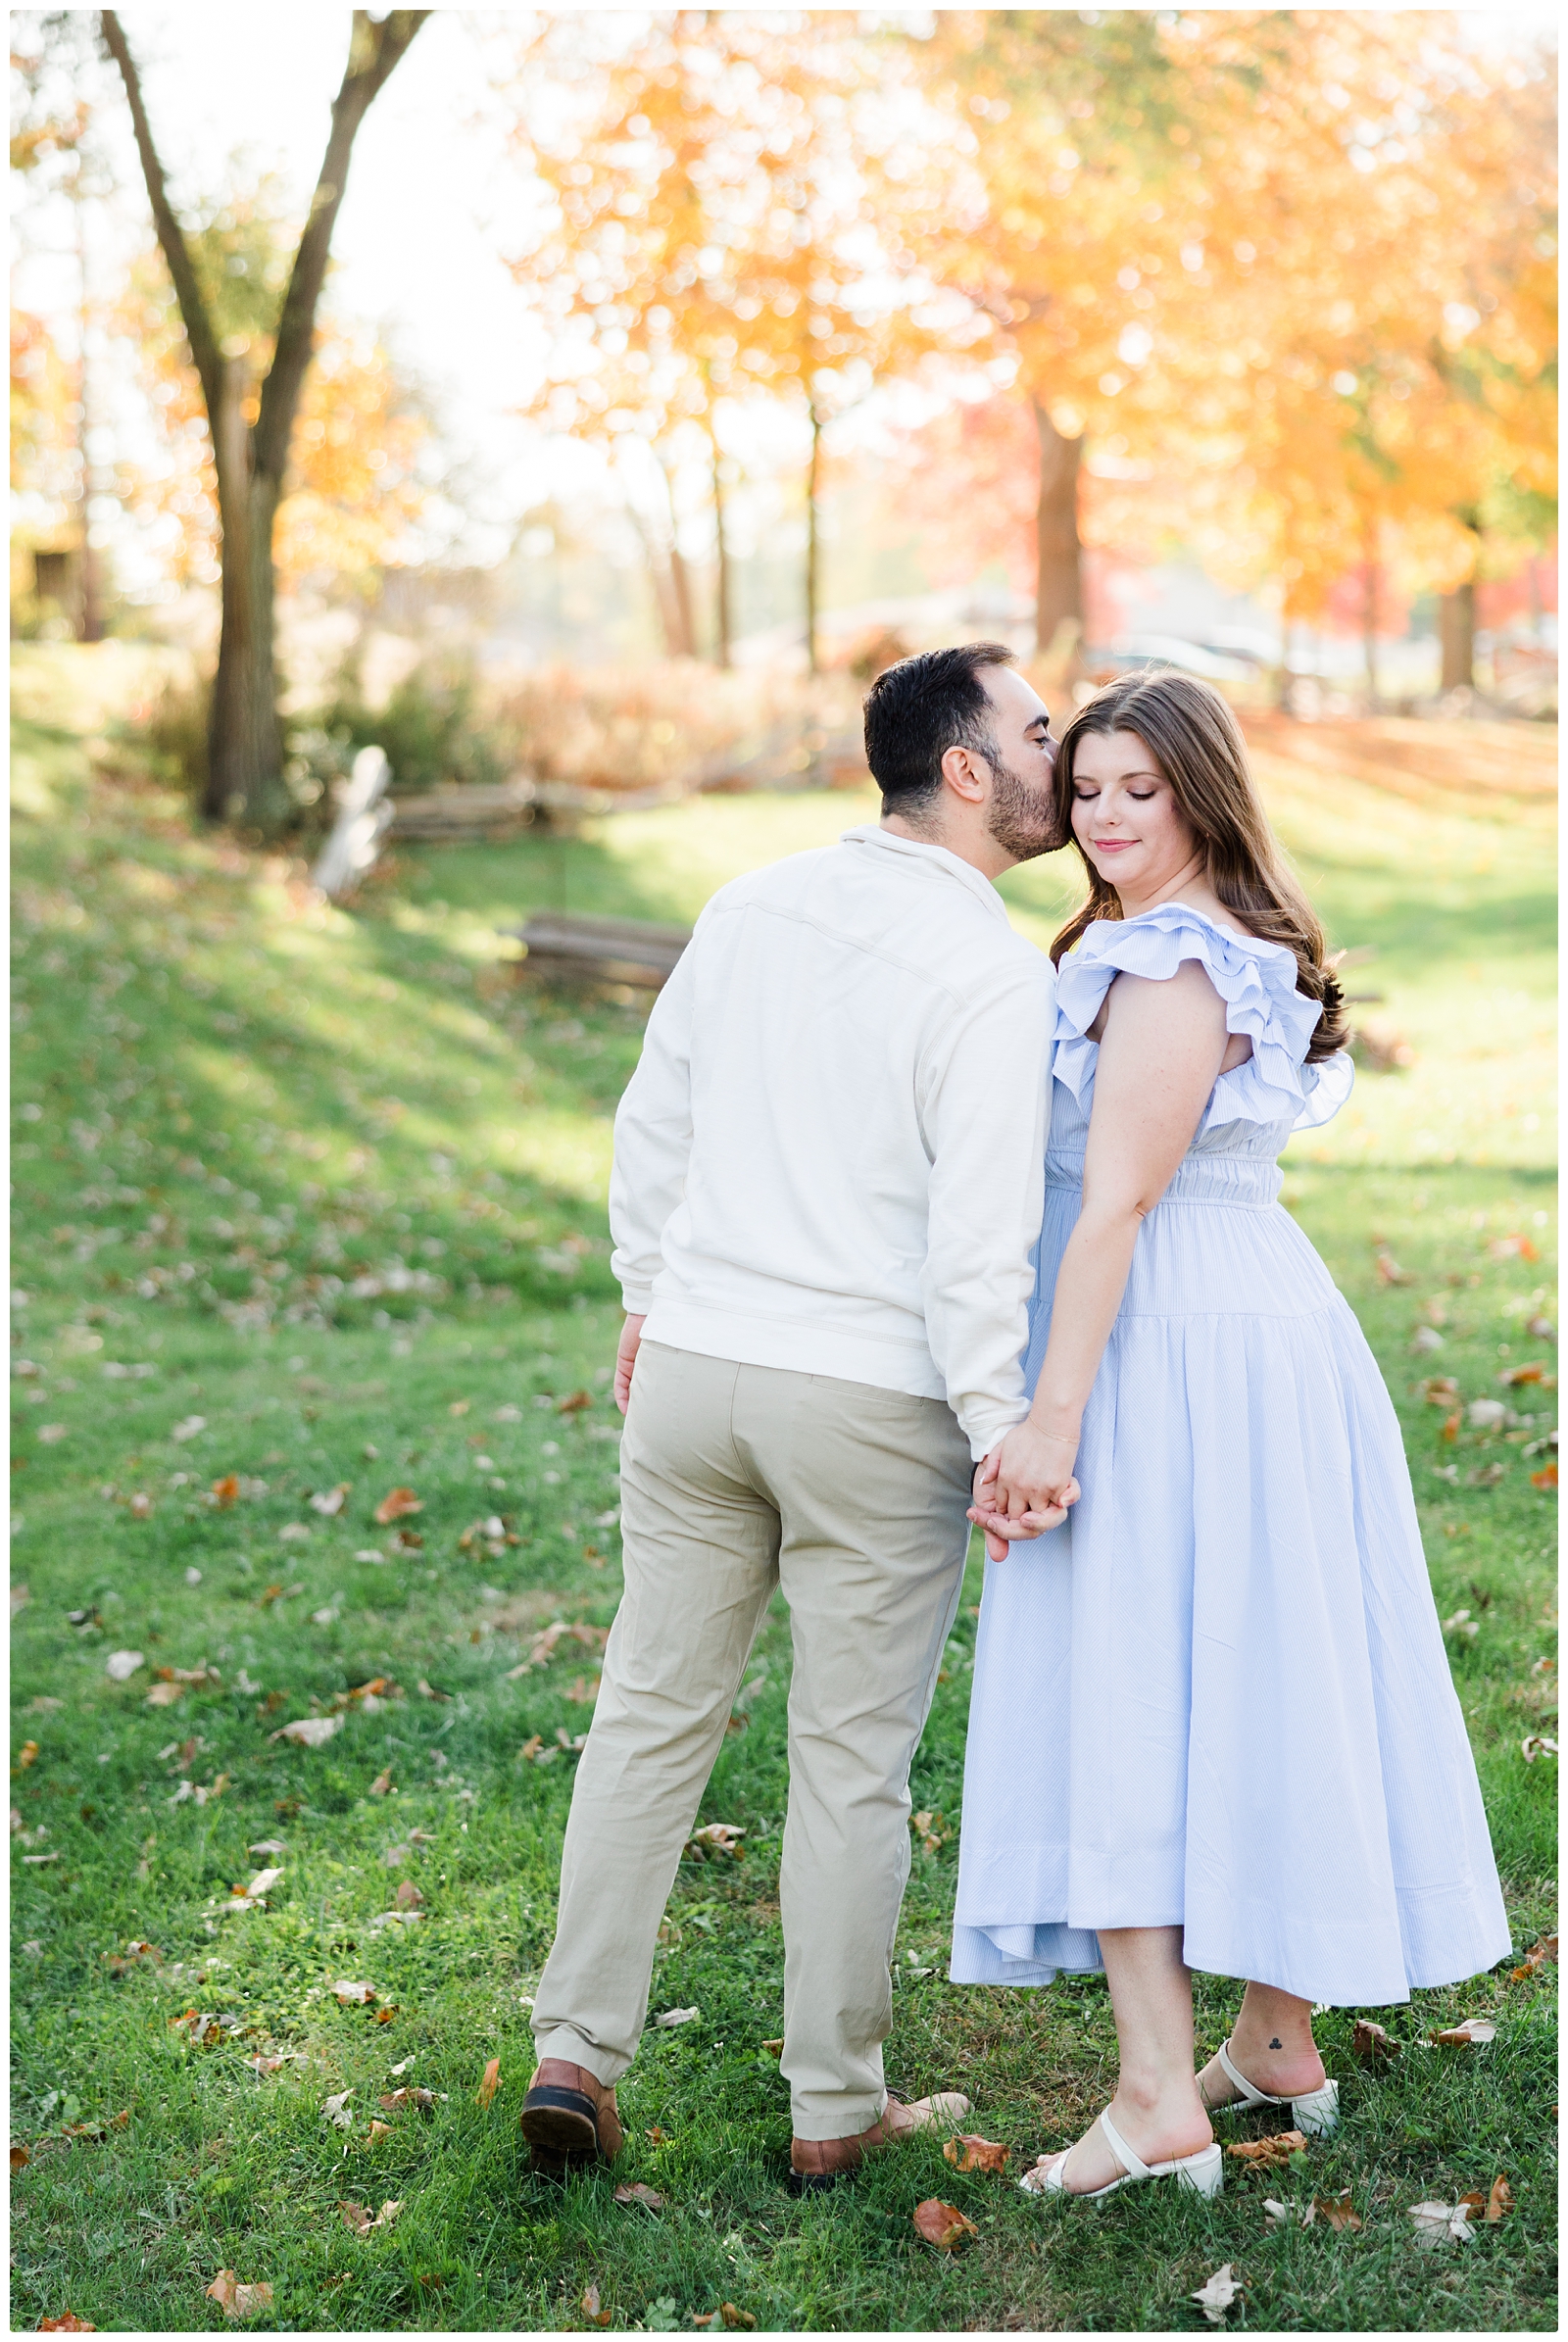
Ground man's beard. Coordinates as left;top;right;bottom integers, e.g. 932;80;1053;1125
984;745;1059;862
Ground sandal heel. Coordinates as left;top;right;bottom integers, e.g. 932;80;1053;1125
1289;2079;1340;2138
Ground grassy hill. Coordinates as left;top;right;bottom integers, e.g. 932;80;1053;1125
9;645;1556;2331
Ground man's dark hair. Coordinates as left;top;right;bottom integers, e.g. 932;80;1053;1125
861;642;1016;816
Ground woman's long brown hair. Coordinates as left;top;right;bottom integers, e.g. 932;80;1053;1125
1049;670;1348;1062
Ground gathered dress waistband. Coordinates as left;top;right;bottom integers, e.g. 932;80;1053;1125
1044;1148;1284;1210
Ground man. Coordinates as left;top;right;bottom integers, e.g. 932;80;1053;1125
521;643;1062;2188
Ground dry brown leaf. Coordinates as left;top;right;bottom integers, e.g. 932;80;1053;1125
310;1484;350;1516
270;1716;341;1749
205;2270;274;2321
375;2006;399;2025
613;2181;665;2209
368;1768;393;1796
367;2119;393;2142
11;2141;31;2170
1421;1376;1461;1405
1485;2174;1514;2221
1501;1361;1551;1387
340;2197;402;2235
760;2039;784;2057
393;1879;423;1910
1511;1933;1558;1980
719;2308;756;2331
333;1980;377;2005
476;2056;501;2107
1429;2018;1496;2046
373;1487;423;1525
912;2198;978;2250
37;2318;97;2332
15;1740;40;1770
580;2282;611;2327
1521;1733;1559;1761
564;1675;600;1704
943;2132;1011;2173
645;2126;671;2143
1530;1462;1558;1491
144;1682;184;1708
557;1389;593;1413
1227;2130;1306;2167
1313;2189;1362;2231
1352;2018;1398;2063
378;2087;436;2114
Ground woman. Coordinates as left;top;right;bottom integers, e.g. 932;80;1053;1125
953;670;1509;2201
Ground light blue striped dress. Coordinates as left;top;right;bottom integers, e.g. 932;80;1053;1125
952;903;1510;2007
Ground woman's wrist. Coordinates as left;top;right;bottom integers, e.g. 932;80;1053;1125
1027;1401;1083;1442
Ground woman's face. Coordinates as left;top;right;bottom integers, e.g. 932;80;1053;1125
1069;727;1200;898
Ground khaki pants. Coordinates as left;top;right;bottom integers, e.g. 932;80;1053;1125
531;1341;973;2139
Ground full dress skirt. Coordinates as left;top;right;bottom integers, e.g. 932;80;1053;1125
951;904;1510;2007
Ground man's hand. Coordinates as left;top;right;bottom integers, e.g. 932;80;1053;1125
613;1312;647;1415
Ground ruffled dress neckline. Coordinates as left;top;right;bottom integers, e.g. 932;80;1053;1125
1053;899;1353;1136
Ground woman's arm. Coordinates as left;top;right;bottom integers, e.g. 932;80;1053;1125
977;958;1232;1539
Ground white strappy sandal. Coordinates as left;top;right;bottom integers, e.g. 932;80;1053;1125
1207;2037;1340;2138
1020;2108;1225;2203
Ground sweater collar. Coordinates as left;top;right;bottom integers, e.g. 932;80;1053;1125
839;823;1010;924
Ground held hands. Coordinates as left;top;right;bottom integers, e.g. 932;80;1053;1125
967;1421;1081;1563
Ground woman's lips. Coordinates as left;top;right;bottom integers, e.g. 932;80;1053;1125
1091;837;1136;853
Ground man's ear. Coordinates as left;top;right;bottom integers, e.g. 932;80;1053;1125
939;742;987;806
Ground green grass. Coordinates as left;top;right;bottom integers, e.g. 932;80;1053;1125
9;643;1557;2331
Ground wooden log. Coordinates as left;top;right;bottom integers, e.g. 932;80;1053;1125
505;910;692;993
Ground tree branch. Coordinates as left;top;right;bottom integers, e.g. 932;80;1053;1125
99;10;223;419
253;9;430;480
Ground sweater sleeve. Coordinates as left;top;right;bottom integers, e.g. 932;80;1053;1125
918;949;1055;1458
609;939;698;1314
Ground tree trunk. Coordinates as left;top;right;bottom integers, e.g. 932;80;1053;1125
1439;580;1475;693
75;183;103;643
668;542;698;660
204;360;283;823
806;404;822;675
1033;400;1083;655
710;429;732;669
1361;509;1380;713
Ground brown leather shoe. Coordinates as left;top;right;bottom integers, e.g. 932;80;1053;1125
519;2059;624;2171
789;2089;972;2190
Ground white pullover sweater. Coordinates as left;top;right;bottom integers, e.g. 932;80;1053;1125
609;825;1055;1459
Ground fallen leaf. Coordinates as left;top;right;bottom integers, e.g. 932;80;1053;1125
393;1878;423;1910
270;1716;342;1749
105;1650;144;1683
334;1981;377;2005
322;2090;355;2128
654;2006;700;2028
310;1484;351;1516
518;1735;545;1762
580;2282;612;2327
1467;1398;1507;1431
719;2309;756;2331
1262;2196;1313;2227
1521;1733;1559;1761
684;1822;745;1861
558;1389;593;1413
211;1473;240;1507
144;1682;184;1707
374;1487;422;1525
205;2270;273;2320
368;1768;393;1795
1530;1463;1558;1491
1430;2018;1496;2046
339;2196;403;2235
944;2132;1011;2173
614;2181;665;2209
1313;2189;1362;2231
1442;1409;1461;1442
912;2198;978;2251
910;1807;948;1853
1191;2265;1243;2323
564;1674;600;1704
1409;2199;1477;2248
476;2056;501;2107
37;2318;96;2333
378;2087;436;2114
15;1739;39;1770
11;2142;31;2170
1352;2018;1398;2063
367;2119;393;2141
1227;2130;1307;2167
1510;1933;1558;1980
760;2038;784;2057
645;2126;671;2143
1421;1376;1461;1405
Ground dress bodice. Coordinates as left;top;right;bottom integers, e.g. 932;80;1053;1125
1044;903;1353;1210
